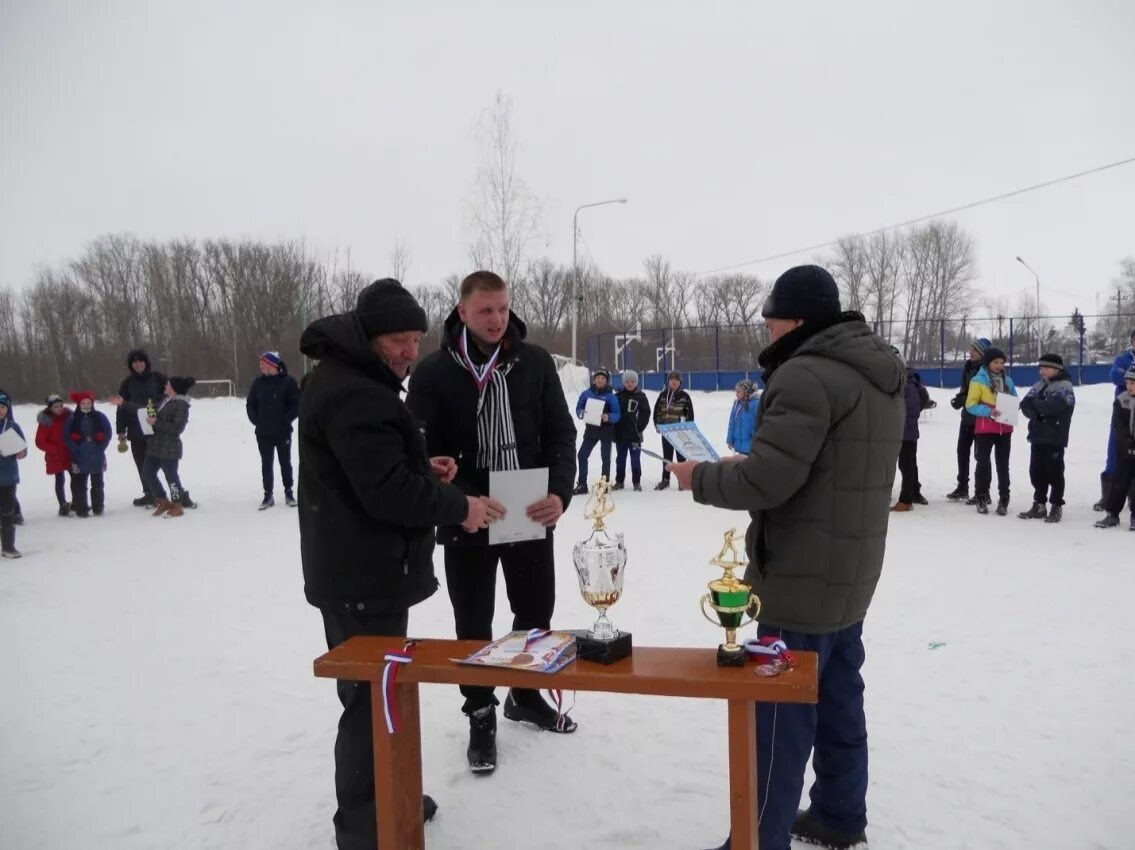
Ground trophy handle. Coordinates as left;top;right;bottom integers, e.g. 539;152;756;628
699;594;721;626
738;593;762;628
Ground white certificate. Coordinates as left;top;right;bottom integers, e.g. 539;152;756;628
583;397;606;427
488;467;549;546
138;407;154;436
994;393;1020;428
0;428;27;457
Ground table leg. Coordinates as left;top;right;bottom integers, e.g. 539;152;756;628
727;698;758;850
371;679;424;850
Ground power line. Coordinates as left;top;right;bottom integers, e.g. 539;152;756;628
693;155;1135;277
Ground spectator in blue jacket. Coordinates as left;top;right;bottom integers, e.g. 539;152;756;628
0;392;28;558
573;368;620;495
1018;354;1076;523
1097;330;1135;510
725;379;760;455
66;391;113;518
246;351;301;510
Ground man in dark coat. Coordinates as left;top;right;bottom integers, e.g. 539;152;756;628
246;350;301;510
405;270;578;775
946;338;989;502
114;348;168;507
1019;353;1076;522
613;369;651;491
299;279;490;849
892;358;928;512
669;265;905;850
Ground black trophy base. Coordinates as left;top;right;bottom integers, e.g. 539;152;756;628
575;630;633;665
717;644;746;667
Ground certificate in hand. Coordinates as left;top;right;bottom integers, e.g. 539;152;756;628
488;467;549;546
658;422;720;462
582;397;606;427
137;407;154;436
994;393;1020;428
0;428;27;457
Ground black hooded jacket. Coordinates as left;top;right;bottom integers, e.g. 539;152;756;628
297;313;469;612
246;359;301;439
115;349;168;440
405;307;577;547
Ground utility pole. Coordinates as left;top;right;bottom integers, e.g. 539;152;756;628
1110;286;1127;349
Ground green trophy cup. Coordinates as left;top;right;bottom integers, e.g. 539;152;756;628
700;529;761;667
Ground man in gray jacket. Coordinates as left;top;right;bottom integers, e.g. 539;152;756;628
669;265;905;850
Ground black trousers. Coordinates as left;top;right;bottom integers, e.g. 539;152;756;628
1029;444;1066;506
897;440;921;503
321;605;409;850
0;484;16;552
974;433;1011;501
1107;455;1135;516
70;472;105;513
659;438;686;482
142;455;183;501
444;536;556;713
257;434;294;495
956;422;976;485
129;437;150;494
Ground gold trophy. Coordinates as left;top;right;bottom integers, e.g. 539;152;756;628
572;477;632;664
700;529;761;667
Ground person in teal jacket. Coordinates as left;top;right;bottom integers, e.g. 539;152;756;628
725;379;760;455
574;368;621;494
0;391;28;558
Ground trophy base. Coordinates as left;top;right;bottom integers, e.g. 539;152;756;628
575;630;633;665
716;644;746;667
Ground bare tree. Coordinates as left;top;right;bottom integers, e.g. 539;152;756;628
827;236;869;313
389;238;413;283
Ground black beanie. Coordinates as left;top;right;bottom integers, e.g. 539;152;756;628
355;278;428;339
1037;353;1064;370
983;347;1006;366
169;376;196;395
761;265;841;322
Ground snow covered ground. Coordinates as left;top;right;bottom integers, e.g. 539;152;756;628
1;381;1133;850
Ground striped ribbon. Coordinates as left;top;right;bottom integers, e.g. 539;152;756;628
456;327;503;392
381;640;418;734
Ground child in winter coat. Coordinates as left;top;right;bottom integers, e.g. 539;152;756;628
965;346;1018;515
141;377;196;517
613;370;651;491
0;392;28;558
1095;329;1135;511
725;379;760;456
66;391;113;517
893;363;928;511
35;393;73;515
652;371;695;490
574;368;621;494
1095;366;1135;530
1018;354;1076;523
246;351;301;510
946;338;990;502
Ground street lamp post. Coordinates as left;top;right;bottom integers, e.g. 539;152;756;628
1016;256;1042;359
572;197;628;364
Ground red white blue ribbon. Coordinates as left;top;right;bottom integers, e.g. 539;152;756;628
457;328;503;392
521;628;550;651
545;688;574;732
743;636;796;676
381;640;418;734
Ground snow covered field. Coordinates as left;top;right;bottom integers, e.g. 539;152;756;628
1;381;1133;850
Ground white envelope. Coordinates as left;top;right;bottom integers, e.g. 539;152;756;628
583;397;606;427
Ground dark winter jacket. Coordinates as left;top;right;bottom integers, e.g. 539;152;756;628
1020;370;1076;447
615;387;651;444
246;370;301;438
115;349;168;441
692;314;905;634
726;395;761;454
950;358;982;425
1111;348;1135;397
0;416;26;487
902;369;924;441
575;384;621;441
67;409;113;474
298;312;469;612
653;385;695;428
146;396;191;460
405;308;577;547
35;408;72;475
1112;392;1135;460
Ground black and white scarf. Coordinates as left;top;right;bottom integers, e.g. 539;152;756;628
452;328;520;471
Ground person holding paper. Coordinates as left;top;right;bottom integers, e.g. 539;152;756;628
965;346;1018;516
34;393;74;516
0;392;28;559
1018;354;1076;523
299;279;492;848
112;349;167;508
573;367;621;495
652;370;695;490
406;270;579;776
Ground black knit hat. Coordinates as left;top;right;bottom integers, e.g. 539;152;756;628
169;376;196;395
592;368;610;381
1037;353;1064;370
761;265;841;322
355;278;428;340
983;347;1007;366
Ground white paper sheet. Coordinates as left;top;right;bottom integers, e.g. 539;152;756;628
994;393;1020;428
583;397;606;427
138;407;154;436
488;467;549;546
0;428;27;457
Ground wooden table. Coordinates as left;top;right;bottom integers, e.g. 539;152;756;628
314;638;818;849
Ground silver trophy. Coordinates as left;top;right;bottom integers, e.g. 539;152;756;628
572;477;632;664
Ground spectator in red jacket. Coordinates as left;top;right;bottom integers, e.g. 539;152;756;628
34;393;73;516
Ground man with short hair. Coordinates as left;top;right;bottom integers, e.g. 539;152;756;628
669;265;905;850
298;279;493;849
406;270;578;775
114;349;168;507
246;350;301;510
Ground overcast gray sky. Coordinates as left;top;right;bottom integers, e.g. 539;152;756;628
2;0;1133;318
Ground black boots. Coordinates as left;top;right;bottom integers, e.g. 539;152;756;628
975;495;990;514
1096;513;1120;529
467;705;497;774
945;484;968;501
133;493;155;508
259;495;274;511
654;480;670;491
611;481;625;491
285;490;297;507
58;502;70;517
1093;473;1112;511
572;482;588;496
1044;505;1062;524
503;690;578;733
1018;502;1047;520
791;807;867;849
995;498;1009;516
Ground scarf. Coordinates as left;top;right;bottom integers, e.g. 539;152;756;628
989;370;1006;395
758;312;860;383
451;327;520;471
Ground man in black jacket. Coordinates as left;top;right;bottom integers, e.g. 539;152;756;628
115;348;168;507
406;270;578;775
946;338;989;502
298;279;491;850
613;369;651;491
246;351;301;510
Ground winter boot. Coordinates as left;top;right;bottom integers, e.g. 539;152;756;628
58;503;70;517
975;495;990;515
259;495;274;511
912;494;929;506
503;690;578;733
1095;513;1120;529
1;525;18;558
1129;515;1135;531
790;807;867;849
422;794;438;823
1044;505;1062;524
1;549;21;559
133;493;155;508
178;490;197;509
284;490;297;508
93;506;104;517
572;482;589;496
1093;473;1112;511
611;481;625;491
996;498;1009;516
12;512;23;526
890;502;912;512
654;480;670;491
945;484;968;501
965;494;979;506
74;507;90;518
165;499;185;518
1018;502;1047;520
466;705;497;774
632;481;642;492
152;499;173;517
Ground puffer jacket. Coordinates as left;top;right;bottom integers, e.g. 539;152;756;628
0;416;26;487
692;314;905;633
965;367;1018;436
1020;370;1076;447
115;349;168;441
902;369;924;441
615;387;651;443
725;394;760;454
1111;348;1135;397
147;396;191;460
1112;392;1135;459
35;408;72;475
67;408;113;474
575;384;621;441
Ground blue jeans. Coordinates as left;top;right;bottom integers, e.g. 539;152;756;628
615;440;642;484
577;436;612;485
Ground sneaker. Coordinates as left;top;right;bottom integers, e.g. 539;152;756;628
654;480;670;491
503;690;578;733
572;482;588;496
1096;514;1120;529
611;481;625;491
1044;505;1062;524
466;705;497;774
259;496;274;511
1018;502;1047;520
133;494;155;508
891;502;912;512
912;494;929;506
976;496;990;515
632;482;642;492
58;503;70;517
791;807;867;849
995;499;1009;516
1;549;22;559
945;484;968;501
284;491;297;508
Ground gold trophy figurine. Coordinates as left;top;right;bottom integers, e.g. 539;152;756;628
700;529;761;667
572;477;632;664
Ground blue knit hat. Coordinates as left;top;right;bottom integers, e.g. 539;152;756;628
0;393;10;408
971;338;992;355
260;351;284;371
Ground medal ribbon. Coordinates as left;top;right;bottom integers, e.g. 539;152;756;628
381;639;418;734
743;636;796;672
457;327;503;393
